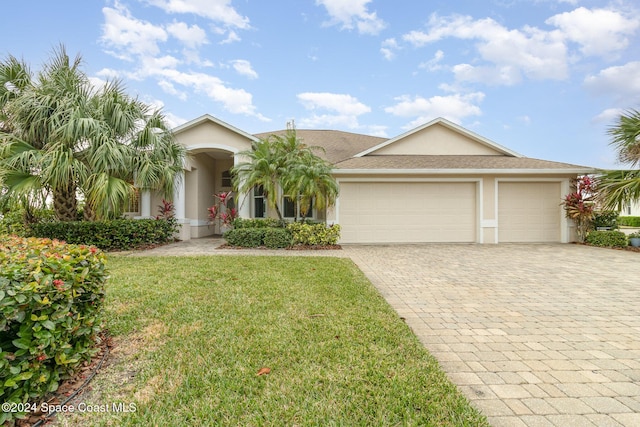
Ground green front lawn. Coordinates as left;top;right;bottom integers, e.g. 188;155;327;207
59;255;488;426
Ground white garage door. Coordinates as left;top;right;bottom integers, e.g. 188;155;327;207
498;182;561;243
338;182;477;243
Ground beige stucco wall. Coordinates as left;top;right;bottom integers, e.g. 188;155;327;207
374;123;503;156
176;120;253;153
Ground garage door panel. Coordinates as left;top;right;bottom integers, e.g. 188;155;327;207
339;182;477;243
498;182;561;243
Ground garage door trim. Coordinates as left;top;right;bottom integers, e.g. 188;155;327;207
495;178;571;244
336;177;483;243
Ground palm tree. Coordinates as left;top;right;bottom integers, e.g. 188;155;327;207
597;110;640;210
0;45;185;221
285;150;338;221
233;136;288;221
232;129;338;222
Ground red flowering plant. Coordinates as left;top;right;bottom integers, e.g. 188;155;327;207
207;192;238;231
562;175;595;242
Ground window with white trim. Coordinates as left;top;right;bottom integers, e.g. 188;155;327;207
221;170;232;188
283;195;314;220
253;186;266;218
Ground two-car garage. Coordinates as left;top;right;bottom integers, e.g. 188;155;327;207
337;180;564;244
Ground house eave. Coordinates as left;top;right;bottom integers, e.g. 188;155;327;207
332;168;597;175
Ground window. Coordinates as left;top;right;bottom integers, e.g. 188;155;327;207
253;186;265;218
283;195;313;220
124;187;140;214
221;170;232;188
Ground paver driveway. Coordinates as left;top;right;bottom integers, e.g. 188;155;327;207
344;244;640;427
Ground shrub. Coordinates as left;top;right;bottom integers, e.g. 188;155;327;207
223;228;266;247
30;218;177;251
585;230;628;248
593;211;618;229
0;208;57;237
618;216;640;227
263;228;293;249
287;223;341;246
232;218;284;229
0;236;107;424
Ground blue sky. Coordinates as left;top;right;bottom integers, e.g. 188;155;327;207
2;0;639;168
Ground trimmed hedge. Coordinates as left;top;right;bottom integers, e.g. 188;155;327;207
0;236;107;424
618;216;640;227
288;223;341;246
223;228;266;247
223;222;341;248
232;218;284;229
264;228;293;249
585;230;628;248
30;218;177;251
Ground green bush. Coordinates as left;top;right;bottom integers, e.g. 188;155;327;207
232;218;284;229
30;218;177;251
287;223;341;246
618;216;640;227
0;208;57;237
0;236;107;424
223;228;266;247
593;211;618;229
585;230;628;248
263;228;293;249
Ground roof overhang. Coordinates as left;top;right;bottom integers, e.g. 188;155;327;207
333;168;598;175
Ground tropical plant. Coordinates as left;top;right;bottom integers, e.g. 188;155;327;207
562;175;595;242
0;45;185;221
597;110;640;211
232;129;338;221
207;191;238;229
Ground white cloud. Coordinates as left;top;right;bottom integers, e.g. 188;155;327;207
100;3;266;120
166;21;208;48
384;92;485;127
101;5;168;58
143;0;250;29
316;0;386;35
592;108;624;124
158;69;269;120
584;61;640;102
297;92;371;129
220;30;241;44
402;13;569;84
380;38;399;61
231;59;258;79
418;50;445;72
546;7;639;58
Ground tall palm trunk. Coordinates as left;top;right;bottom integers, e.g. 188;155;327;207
53;181;78;221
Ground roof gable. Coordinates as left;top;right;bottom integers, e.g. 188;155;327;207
355;117;521;158
173;114;259;152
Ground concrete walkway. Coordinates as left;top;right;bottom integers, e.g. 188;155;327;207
122;239;640;426
346;244;640;427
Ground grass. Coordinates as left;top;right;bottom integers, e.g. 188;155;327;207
58;255;488;426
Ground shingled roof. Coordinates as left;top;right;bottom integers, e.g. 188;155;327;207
254;129;385;164
253;128;594;173
334;155;592;172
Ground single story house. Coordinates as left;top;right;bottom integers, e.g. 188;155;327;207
135;114;594;244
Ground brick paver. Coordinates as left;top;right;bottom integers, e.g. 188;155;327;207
344;244;640;427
